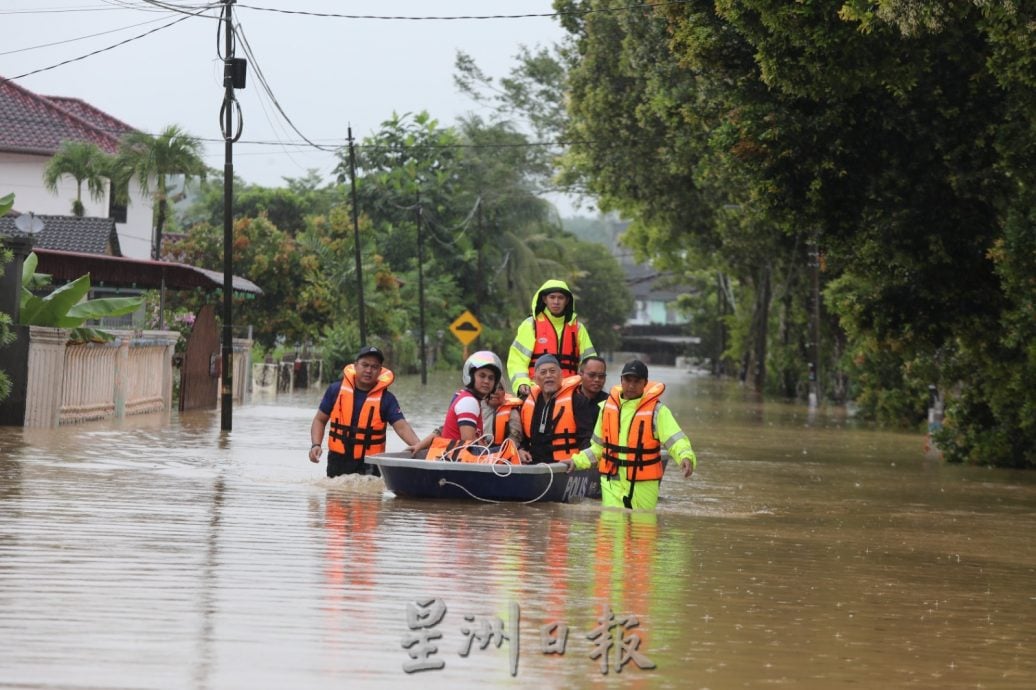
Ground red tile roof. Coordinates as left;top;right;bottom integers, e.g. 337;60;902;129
45;96;136;140
0;77;133;156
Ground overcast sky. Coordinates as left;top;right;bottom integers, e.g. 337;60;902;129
3;1;586;211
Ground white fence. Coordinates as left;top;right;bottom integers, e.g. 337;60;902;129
24;327;178;427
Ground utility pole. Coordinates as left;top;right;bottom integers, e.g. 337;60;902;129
808;231;821;410
347;126;367;346
416;189;427;385
220;0;244;431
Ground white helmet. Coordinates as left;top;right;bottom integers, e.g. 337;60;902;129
462;350;503;388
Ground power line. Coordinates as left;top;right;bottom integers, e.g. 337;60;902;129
232;19;337;152
0;14;179;57
233;1;689;21
3;14;197;81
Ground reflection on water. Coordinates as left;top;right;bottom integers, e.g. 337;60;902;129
1;367;1034;688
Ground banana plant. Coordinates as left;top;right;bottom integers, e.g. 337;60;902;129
20;252;143;343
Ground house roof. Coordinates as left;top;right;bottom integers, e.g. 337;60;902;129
0;213;121;256
44;97;136;140
0;77;128;155
31;248;263;296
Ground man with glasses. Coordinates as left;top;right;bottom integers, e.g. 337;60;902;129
573;356;609;449
308;345;421;477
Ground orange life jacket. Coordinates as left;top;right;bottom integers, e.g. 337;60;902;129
529;315;582;378
327;364;393;461
598;381;665;481
492;395;524;445
425;436;521;465
520;375;582;461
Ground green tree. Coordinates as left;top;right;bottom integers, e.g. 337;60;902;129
548;1;1035;466
558;236;632;353
115;125;206;259
20;252;142;342
42;141;111;217
0;193;15;401
165;213;310;350
182;170;338;237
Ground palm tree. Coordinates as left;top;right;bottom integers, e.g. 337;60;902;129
115;125;206;259
42;141;111;217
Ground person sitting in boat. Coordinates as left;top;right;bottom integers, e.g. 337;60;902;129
485;380;523;446
564;359;697;511
309;345;421;478
573;355;609;450
517;354;583;464
411;351;520;464
442;350;504;442
506;279;597;399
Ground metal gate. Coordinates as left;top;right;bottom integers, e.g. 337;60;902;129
179;303;220;411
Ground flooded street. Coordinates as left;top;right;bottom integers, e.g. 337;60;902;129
1;366;1034;689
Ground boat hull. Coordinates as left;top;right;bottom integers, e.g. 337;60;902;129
366;452;599;503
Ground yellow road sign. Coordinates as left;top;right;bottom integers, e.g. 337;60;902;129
449;310;482;346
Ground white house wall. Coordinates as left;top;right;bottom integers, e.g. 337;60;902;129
0;152;154;259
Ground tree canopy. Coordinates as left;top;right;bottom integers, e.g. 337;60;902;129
536;0;1036;467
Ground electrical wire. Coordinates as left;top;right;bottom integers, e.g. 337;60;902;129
232;19;338;153
3;14;196;81
233;1;689;21
0;14;181;57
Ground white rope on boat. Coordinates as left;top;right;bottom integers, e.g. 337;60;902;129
437;463;556;504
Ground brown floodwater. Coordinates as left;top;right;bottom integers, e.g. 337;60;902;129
1;365;1033;689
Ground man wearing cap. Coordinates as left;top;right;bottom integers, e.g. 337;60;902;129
517;354;583;464
308;346;421;477
566;359;697;510
507;279;597;399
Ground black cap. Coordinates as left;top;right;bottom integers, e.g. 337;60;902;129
355;345;384;363
620;359;648;379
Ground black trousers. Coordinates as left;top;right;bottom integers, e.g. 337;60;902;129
327;452;381;478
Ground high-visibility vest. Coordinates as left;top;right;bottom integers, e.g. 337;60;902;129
492;395;524;445
520;375;582;461
598;381;665;481
327;365;393;461
529;315;583;377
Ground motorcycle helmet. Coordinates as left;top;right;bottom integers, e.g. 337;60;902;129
462;350;503;388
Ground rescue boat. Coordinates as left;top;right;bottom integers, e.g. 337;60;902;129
365;451;602;503
366;452;668;504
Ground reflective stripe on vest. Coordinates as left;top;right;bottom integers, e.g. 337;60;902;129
327;364;393;461
598;381;665;481
520;375;582;461
529;316;582;377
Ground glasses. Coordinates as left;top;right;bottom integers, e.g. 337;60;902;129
583;372;606;380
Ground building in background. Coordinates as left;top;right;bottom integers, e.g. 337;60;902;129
0;77;153;259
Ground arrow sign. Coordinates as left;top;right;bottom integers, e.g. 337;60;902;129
449;310;482;346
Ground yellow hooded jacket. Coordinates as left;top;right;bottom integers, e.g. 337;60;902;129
506;279;597;392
